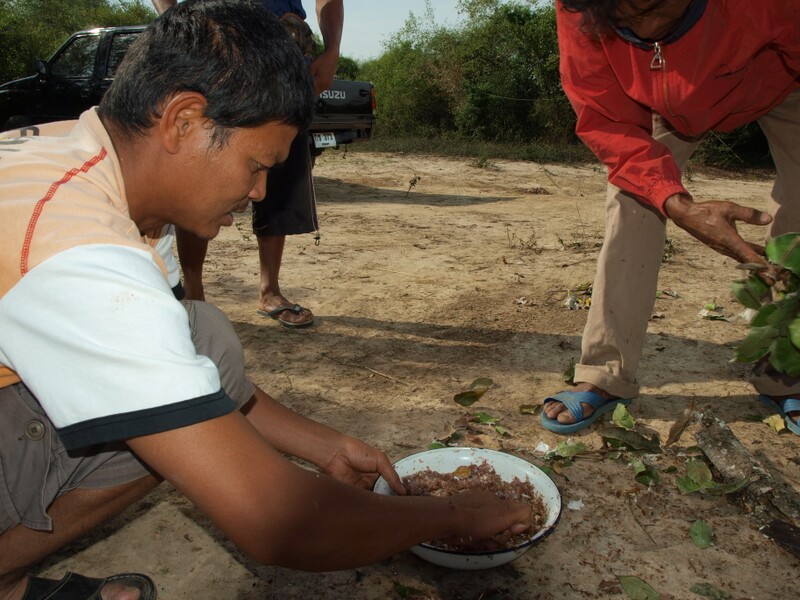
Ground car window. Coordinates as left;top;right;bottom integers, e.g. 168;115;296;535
106;32;140;78
50;35;100;79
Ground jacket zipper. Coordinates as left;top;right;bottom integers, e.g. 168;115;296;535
650;42;694;135
650;42;663;70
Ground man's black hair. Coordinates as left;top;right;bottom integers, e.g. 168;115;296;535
98;0;314;142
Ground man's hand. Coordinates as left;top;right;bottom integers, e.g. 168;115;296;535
664;193;771;264
308;49;339;95
323;436;406;495
448;489;532;541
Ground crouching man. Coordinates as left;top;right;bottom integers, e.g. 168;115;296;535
0;2;531;598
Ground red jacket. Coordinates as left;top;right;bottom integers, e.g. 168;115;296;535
558;0;800;214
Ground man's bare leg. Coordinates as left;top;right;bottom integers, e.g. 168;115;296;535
176;227;209;302
257;234;313;326
0;475;160;600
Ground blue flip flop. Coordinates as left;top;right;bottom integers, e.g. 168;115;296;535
758;395;800;436
540;390;631;434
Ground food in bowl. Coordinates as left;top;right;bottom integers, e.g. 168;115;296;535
402;460;548;552
373;447;561;570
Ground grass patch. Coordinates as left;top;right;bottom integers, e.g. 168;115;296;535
344;132;776;180
347;132;596;165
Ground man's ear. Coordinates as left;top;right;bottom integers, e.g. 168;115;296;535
158;92;211;154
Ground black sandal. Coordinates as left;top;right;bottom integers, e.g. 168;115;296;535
24;572;157;599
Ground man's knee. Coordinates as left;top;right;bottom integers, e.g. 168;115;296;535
182;300;255;408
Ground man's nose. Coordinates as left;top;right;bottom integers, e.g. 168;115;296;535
249;170;268;201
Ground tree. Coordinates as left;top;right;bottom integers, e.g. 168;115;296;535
334;56;360;81
361;0;576;144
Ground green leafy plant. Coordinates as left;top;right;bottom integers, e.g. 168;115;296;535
732;233;800;375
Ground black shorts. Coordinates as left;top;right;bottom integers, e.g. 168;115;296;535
251;132;318;237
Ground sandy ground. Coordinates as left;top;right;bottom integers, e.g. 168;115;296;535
39;150;799;599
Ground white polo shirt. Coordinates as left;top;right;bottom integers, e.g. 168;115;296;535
0;110;234;450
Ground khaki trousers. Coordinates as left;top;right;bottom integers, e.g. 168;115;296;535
574;89;800;399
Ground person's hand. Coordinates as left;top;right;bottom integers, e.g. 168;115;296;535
322;436;406;495
308;50;339;95
447;489;532;544
664;193;771;264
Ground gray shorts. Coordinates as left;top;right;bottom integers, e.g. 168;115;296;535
0;300;255;533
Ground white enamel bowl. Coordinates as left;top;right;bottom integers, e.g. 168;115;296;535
373;447;561;570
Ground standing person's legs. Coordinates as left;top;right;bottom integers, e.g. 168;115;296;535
176;226;209;302
758;89;800;238
543;114;703;429
252;132;318;329
749;89;800;431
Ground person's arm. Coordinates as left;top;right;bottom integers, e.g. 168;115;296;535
557;6;687;214
151;0;176;15
557;4;771;263
241;386;405;493
309;0;343;94
126;410;531;571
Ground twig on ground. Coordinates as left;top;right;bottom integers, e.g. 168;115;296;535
696;411;800;527
627;501;659;547
321;353;408;386
370;265;416;277
280;369;292;389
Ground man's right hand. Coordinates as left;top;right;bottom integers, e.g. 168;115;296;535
663;193;771;264
449;489;532;542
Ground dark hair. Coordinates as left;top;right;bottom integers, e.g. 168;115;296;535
98;0;314;143
560;0;667;36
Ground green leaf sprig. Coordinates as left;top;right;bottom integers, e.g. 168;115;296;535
733;233;800;376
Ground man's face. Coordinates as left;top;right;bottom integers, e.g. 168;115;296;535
613;0;693;41
172;121;298;240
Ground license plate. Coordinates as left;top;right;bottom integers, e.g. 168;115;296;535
312;132;336;148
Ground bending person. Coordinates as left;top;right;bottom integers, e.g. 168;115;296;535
543;0;800;434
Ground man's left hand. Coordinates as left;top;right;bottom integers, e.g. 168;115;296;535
309;51;339;95
323;437;406;495
664;193;771;264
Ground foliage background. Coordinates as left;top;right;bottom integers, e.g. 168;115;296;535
0;0;773;169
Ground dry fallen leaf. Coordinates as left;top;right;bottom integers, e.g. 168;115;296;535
665;399;696;447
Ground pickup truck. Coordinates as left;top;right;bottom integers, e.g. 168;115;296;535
0;25;375;152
